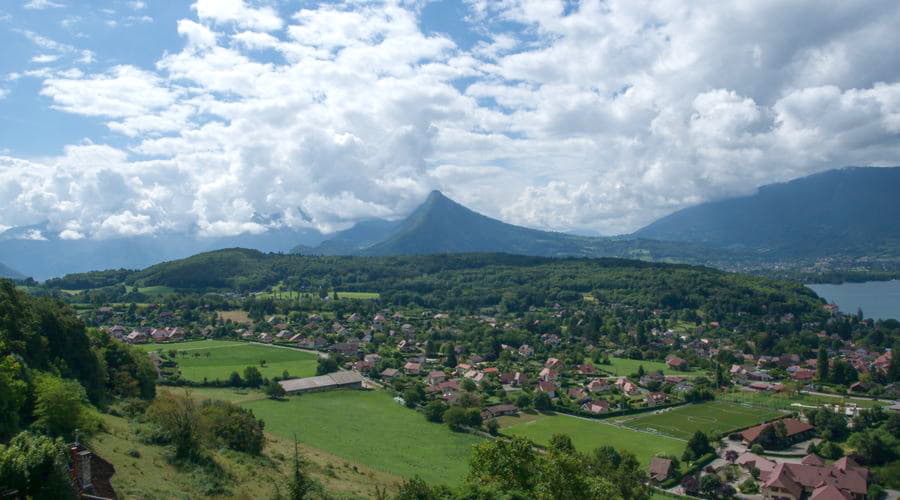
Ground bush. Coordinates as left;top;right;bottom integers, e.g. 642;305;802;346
751;444;764;455
739;478;759;494
424;401;447;423
443;406;468;431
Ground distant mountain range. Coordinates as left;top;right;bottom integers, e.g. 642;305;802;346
633;167;900;257
293;190;723;263
2;166;897;280
0;223;325;281
0;262;23;280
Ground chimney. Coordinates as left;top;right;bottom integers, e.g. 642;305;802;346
77;450;93;490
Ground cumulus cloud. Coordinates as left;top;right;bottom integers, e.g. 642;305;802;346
24;0;64;10
2;0;900;238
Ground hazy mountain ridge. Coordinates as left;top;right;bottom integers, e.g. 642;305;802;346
633;167;900;257
0;262;24;280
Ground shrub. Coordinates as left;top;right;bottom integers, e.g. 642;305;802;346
424;401;447;423
739;478;759;494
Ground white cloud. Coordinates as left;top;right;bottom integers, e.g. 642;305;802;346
31;54;60;63
194;0;283;32
0;88;8;100
24;0;64;10
128;1;146;9
2;0;900;239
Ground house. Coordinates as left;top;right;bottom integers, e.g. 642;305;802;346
381;368;400;379
544;357;561;368
665;354;688;370
427;371;446;385
648;457;673;483
279;371;365;394
125;330;147;343
538;367;559;382
646;392;667;405
518;344;534;357
513;372;528;387
480;404;518;420
537;381;556;398
587;379;611;393
741;418;815;446
567;387;588;402
792;368;816;382
576;364;596;375
761;457;868;500
404;362;422;375
581;399;609;414
736;452;777;476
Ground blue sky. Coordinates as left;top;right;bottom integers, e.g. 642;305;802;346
1;0;899;240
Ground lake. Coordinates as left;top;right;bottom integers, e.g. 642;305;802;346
806;280;900;320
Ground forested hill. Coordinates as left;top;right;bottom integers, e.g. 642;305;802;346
633;166;900;257
48;249;825;317
295;190;733;265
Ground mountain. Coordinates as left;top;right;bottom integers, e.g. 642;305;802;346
296;190;729;264
633;167;900;257
0;262;24;280
0;223;326;281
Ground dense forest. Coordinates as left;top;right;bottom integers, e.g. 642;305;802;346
44;250;825;317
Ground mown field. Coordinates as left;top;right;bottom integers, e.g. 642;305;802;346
594;356;709;377
498;412;684;465
139;340;318;381
723;389;890;410
610;401;784;440
240;389;483;485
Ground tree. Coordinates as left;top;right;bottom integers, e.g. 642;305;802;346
264;380;286;400
444;344;458;368
0;357;28;439
465;408;483;428
243;366;264;388
229;371;243;387
202;400;266;455
316;357;338;375
725;450;738;464
424;401;447;423
699;474;722;498
403;386;424;408
550;434;575;454
486;418;499;436
817;347;829;382
515;393;531;409
443;406;468;431
461;378;477;392
887;342;900;382
533;392;552;411
847;429;898;466
286;438;315;499
146;392;205;460
33;375;93;438
468;436;537;492
682;431;714;462
0;432;74;499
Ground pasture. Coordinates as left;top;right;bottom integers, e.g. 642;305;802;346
241;389;482;485
139;340;318;381
611;401;784;440
499;412;684;465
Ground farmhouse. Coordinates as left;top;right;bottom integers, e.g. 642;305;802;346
278;371;365;394
665;354;688;370
480;404;518;420
741;418;815;446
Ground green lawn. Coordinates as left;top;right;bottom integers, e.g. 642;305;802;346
723;389;889;410
611;401;784;440
136;285;176;297
140;340;318;382
595;356;708;377
499;412;684;465
241;390;482;485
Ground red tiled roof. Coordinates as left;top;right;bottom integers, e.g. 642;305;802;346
741;418;814;443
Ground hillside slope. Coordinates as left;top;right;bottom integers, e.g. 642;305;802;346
633;167;900;257
0;261;23;279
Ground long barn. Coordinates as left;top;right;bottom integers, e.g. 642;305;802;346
278;371;365;394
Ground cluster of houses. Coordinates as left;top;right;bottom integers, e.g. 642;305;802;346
107;325;190;343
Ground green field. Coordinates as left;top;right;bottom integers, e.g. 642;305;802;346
140;340;318;381
136;285;176;297
256;285;380;301
499;412;684;465
241;389;482;485
595;356;708;377
611;401;784;440
723;389;890;410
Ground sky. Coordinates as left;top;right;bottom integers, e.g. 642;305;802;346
1;0;899;240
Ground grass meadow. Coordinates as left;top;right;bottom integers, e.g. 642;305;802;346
241;389;483;485
610;401;784;440
139;340;318;381
722;389;890;410
499;412;685;465
594;356;709;377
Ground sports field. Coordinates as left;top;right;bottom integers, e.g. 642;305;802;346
593;357;709;377
139;339;318;381
499;412;684;465
242;389;482;485
610;401;784;440
723;389;889;410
